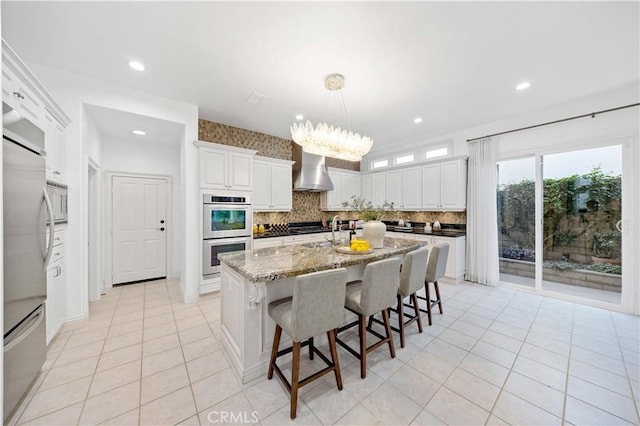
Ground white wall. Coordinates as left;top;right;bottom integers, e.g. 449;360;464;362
101;135;182;278
25;61;199;321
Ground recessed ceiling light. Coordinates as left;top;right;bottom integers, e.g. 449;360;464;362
516;81;531;91
132;130;146;136
295;114;304;121
414;117;423;124
128;61;145;71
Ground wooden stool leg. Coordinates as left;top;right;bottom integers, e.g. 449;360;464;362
367;314;374;331
268;325;282;379
425;281;433;326
359;314;367;379
327;329;343;390
434;281;443;314
397;294;406;348
412;293;423;333
308;337;314;360
382;308;395;358
290;341;301;419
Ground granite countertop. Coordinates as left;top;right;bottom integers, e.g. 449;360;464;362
218;237;427;283
387;228;466;238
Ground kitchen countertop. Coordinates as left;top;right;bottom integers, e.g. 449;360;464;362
218;236;426;283
252;226;465;239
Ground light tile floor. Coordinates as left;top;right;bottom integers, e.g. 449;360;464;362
7;278;640;425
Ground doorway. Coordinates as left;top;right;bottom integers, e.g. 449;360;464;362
110;174;169;285
88;160;101;301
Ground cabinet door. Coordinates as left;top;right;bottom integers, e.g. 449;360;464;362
325;171;343;209
2;66;43;127
270;163;292;211
385;170;403;207
440;160;466;209
200;150;228;189
434;237;457;279
46;259;65;343
253;238;283;249
402;167;422;209
228;153;252;191
372;172;386;206
342;173;361;205
421;163;441;209
252;161;271;210
43;114;66;182
361;174;373;203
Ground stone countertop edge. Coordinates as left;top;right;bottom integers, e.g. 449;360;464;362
218;237;427;283
252;228;465;239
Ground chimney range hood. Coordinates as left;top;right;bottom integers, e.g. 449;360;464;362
292;143;334;192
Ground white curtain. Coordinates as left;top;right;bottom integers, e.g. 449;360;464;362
466;137;500;286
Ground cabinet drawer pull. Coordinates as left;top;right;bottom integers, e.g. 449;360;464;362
13;91;25;100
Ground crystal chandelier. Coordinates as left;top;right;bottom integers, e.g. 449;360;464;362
290;74;373;162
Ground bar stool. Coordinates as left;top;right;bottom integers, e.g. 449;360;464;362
417;243;449;326
267;268;348;419
394;247;429;348
335;257;401;379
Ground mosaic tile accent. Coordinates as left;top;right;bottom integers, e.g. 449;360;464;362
198;119;291;160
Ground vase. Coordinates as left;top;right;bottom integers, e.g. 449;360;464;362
363;220;386;249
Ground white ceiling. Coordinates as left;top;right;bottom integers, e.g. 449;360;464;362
2;2;638;154
84;104;185;146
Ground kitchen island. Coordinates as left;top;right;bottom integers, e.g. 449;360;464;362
217;237;426;383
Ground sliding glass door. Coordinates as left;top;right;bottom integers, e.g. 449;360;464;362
497;157;536;288
497;143;628;308
541;145;622;303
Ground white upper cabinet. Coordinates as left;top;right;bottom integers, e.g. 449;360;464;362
421;159;467;211
372;172;386;206
321;168;361;210
385;166;421;210
3;40;70;183
361;173;373;203
2;63;44;127
197;142;257;191
44;111;66;182
252;156;294;211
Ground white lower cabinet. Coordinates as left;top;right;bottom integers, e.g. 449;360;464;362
389;232;466;282
46;229;66;343
252;237;284;249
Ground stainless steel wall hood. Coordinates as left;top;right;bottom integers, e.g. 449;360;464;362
292;143;334;192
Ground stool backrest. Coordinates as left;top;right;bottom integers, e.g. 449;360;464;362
399;247;429;296
292;268;348;341
426;243;449;282
360;257;401;316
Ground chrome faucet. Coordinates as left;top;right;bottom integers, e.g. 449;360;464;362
326;215;341;244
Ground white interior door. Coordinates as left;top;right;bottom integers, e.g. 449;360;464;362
112;176;167;284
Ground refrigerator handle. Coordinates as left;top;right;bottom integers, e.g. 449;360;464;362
4;307;44;351
43;187;55;269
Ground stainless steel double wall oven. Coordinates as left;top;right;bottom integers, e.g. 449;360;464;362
202;194;252;277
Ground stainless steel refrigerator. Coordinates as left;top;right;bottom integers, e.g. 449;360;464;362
3;102;54;421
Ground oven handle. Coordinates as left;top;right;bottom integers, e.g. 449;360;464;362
203;236;252;245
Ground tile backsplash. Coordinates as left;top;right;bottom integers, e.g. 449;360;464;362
198;118;466;225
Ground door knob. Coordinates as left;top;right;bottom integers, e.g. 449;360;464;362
160;220;165;224
157;227;165;231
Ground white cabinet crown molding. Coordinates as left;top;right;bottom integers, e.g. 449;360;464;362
2;39;71;127
193;140;258;156
360;155;469;175
254;155;295;166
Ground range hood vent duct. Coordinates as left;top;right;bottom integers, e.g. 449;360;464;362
292;143;334;192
